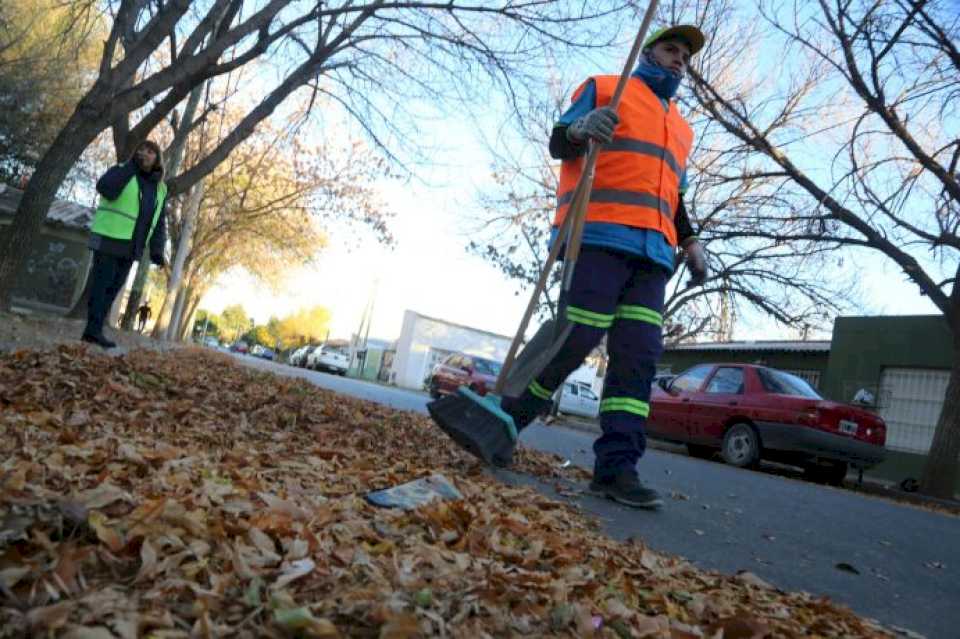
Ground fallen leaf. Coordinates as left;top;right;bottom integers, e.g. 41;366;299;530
736;571;773;589
273;558;316;590
380;612;422;638
707;617;771;639
273;607;340;637
75;483;131;509
87;511;124;552
28;601;73;632
63;627;116;639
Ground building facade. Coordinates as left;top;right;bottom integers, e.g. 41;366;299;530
0;185;94;313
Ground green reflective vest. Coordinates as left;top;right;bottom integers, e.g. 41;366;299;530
90;173;167;241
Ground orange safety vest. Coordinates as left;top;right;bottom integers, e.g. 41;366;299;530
554;75;694;247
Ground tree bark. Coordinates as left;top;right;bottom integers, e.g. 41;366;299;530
0;115;100;309
177;288;200;342
920;326;960;499
155;181;202;339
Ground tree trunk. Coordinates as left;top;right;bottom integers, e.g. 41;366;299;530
178;289;200;342
0;115;101;309
168;282;189;340
154;182;203;338
151;290;172;340
920;328;960;499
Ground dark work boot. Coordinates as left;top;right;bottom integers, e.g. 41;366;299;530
589;470;663;510
81;332;116;349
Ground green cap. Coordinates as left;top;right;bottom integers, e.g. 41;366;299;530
643;24;706;55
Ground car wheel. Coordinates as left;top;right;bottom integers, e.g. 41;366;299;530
721;423;761;468
686;444;716;460
805;461;848;486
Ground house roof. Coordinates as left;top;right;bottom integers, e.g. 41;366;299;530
667;340;831;353
0;184;94;231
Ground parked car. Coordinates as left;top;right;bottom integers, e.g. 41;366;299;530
288;345;311;366
307;345;349;375
229;341;249;354
648;363;887;485
555;382;600;419
250;345;275;361
428;353;502;398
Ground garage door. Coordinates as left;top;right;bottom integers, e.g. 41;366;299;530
878;368;950;454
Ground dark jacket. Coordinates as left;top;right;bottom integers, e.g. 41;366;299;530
89;160;167;264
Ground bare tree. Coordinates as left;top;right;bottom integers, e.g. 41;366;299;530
468;81;858;340
0;0;637;310
684;0;960;497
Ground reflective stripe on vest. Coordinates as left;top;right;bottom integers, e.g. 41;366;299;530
90;173;166;242
553;75;694;247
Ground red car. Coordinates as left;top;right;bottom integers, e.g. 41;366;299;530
648;363;886;484
428;353;502;398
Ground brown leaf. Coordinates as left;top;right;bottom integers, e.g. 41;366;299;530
707;617;771;639
379;613;423;639
28;601;73;632
87;511;124;552
63;627;116;639
134;539;158;583
75;483;131;510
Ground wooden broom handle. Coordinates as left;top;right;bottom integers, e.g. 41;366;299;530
495;0;661;393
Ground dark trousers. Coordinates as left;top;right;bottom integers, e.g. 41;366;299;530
509;246;667;479
85;251;133;337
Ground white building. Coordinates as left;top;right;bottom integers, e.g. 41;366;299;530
390;311;513;390
389;309;603;394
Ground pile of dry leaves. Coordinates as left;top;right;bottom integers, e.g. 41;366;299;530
0;346;891;638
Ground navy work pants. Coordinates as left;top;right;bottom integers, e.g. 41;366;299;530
510;246;667;479
85;251;133;337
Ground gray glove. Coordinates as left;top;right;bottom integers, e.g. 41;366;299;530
566;106;619;144
680;239;708;287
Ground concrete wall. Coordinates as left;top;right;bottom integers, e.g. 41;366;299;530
391;311;512;390
821;315;955;491
821;315;953;402
0;222;91;312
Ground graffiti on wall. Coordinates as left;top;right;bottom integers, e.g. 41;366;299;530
15;239;88;309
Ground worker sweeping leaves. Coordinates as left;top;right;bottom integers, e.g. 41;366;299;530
496;25;710;509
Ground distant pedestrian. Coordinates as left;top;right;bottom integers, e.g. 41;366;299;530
82;140;167;348
137;302;152;332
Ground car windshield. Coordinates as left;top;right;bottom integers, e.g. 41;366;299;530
758;368;822;399
473;358;503;376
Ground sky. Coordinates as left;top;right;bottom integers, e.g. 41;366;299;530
199;6;946;346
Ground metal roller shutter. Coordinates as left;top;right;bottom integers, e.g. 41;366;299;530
878;368;950;454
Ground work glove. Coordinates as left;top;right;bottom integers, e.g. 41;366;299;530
677;238;708;287
566;106;619;144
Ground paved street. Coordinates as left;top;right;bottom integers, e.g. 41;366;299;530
234;354;958;638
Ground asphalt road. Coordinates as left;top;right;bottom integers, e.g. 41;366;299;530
234;353;958;638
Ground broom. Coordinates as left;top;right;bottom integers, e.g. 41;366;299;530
428;0;662;464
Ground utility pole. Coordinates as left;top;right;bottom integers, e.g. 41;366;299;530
348;278;378;375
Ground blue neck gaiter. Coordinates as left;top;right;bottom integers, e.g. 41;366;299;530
633;50;682;100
